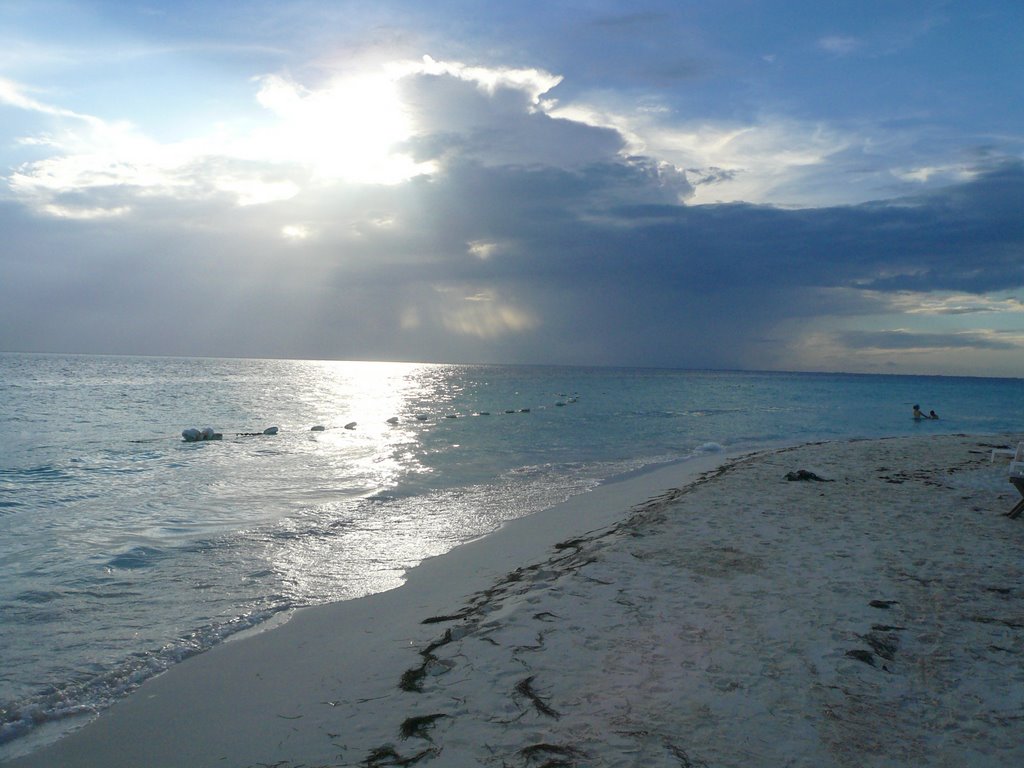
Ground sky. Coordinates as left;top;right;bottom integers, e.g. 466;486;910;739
2;1;1023;376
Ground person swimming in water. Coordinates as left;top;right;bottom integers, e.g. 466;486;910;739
913;404;926;420
928;410;939;419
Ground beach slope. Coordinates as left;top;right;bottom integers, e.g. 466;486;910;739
8;436;1024;767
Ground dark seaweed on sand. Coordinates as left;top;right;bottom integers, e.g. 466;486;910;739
519;742;583;767
399;713;448;740
514;675;560;719
362;744;437;767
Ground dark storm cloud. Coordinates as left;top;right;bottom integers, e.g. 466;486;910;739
290;156;1024;367
395;158;1024;295
3;126;1021;367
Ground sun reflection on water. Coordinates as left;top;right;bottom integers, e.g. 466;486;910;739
295;359;441;486
268;360;472;600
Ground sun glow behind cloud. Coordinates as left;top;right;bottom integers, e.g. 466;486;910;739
250;72;435;185
4;57;565;218
1;65;443;217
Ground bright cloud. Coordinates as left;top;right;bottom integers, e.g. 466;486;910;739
550;98;853;205
409;55;563;107
887;292;1024;316
281;224;311;240
435;287;539;339
0;76;102;125
837;328;1022;352
892;164;978;185
1;58;572;217
467;240;501;260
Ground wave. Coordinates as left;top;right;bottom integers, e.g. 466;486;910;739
0;605;293;751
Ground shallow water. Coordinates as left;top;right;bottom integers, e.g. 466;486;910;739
1;353;1021;755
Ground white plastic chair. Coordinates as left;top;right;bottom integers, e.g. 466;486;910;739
1009;442;1024;478
992;445;1017;462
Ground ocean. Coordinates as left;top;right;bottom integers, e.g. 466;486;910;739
1;352;1021;758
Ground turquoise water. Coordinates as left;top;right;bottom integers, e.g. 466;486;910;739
1;353;1022;755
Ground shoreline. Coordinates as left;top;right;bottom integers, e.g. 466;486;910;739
6;435;1024;767
4;444;732;767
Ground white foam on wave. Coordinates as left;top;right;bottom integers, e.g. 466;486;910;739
0;605;292;760
695;441;725;453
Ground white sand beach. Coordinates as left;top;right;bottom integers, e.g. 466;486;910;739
7;435;1024;767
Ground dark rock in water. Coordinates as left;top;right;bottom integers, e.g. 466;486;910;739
311;425;326;431
869;599;899;609
784;469;831;482
845;649;875;666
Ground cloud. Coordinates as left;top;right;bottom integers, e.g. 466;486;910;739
550;98;855;205
0;76;102;125
270;158;1023;367
3;45;1024;373
434;286;540;339
6;141;1023;368
837;329;1021;352
2;48;982;225
2;56;615;217
1;84;312;216
399;65;625;171
817;35;863;56
884;293;1024;316
467;240;501;260
408;55;564;105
